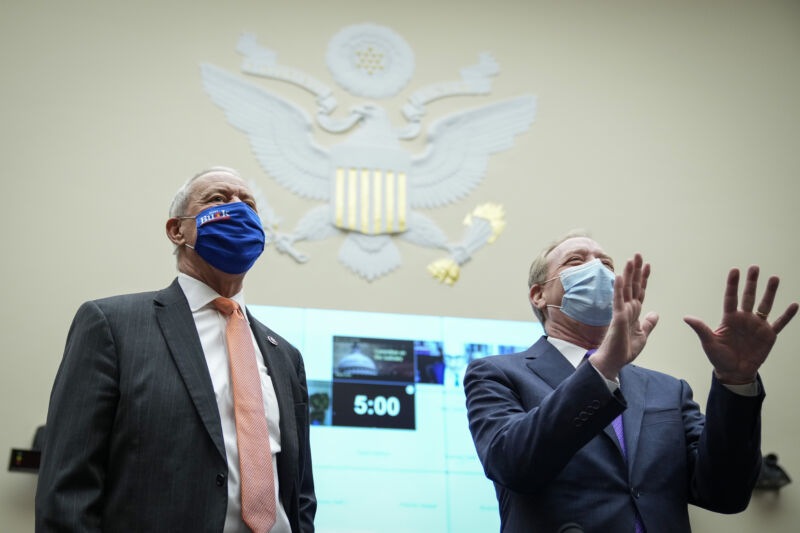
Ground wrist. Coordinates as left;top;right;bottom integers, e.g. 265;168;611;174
713;370;757;386
588;353;620;381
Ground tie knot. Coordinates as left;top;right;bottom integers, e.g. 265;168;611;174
585;349;597;359
212;297;239;316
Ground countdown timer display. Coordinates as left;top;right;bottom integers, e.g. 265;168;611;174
332;382;415;429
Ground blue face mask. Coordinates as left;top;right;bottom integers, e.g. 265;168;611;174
546;258;615;326
183;202;265;274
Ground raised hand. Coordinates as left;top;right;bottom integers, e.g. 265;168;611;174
590;253;659;380
684;266;799;384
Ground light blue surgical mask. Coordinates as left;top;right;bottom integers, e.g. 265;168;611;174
545;258;615;326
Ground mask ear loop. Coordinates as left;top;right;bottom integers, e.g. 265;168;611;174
539;277;561;313
175;216;197;251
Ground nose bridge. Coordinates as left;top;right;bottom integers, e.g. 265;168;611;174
230;185;251;204
586;245;608;263
227;189;248;204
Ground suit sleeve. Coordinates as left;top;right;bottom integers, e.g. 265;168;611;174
35;301;119;532
685;374;764;513
464;356;625;494
295;351;317;532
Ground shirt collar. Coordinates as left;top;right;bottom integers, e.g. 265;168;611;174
546;336;591;369
177;273;247;319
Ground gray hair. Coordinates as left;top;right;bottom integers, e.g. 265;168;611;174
528;229;591;326
168;166;242;218
168;166;242;258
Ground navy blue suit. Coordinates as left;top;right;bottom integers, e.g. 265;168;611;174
464;336;763;533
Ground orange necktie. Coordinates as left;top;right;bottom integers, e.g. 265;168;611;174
213;297;276;533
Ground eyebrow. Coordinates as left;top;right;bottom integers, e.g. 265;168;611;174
559;248;614;266
200;186;254;201
199;186;228;198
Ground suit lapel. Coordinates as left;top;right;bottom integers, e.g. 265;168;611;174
619;364;648;472
248;311;299;510
154;279;226;461
526;339;622;457
524;337;576;389
602;422;623;456
526;337;632;458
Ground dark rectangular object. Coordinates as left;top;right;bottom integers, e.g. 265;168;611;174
332;381;415;430
8;448;41;473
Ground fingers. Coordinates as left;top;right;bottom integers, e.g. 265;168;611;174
621;253;646;303
639;262;651;303
622;259;634;302
741;269;792;333
684;316;714;345
723;268;740;314
641;312;659;337
772;302;800;335
631;254;643;300
740;265;759;313
756;276;779;317
613;273;625;312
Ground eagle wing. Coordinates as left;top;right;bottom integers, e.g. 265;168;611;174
409;95;536;208
201;63;330;200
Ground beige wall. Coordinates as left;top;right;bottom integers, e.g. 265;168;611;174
2;0;798;530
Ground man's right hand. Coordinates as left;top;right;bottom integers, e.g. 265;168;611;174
589;253;659;380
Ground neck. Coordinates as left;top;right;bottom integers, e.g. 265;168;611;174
177;252;246;298
544;312;607;350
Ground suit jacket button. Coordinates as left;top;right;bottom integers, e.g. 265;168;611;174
590;400;601;409
573;417;583;427
216;473;226;487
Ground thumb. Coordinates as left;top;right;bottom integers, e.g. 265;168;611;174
641;312;659;338
683;316;714;344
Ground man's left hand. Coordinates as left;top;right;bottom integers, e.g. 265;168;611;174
684;266;798;385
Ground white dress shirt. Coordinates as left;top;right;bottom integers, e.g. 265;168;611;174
178;274;291;533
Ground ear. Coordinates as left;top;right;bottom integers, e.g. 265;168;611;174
166;217;186;247
530;284;547;312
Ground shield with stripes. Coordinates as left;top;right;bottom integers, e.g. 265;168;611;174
329;144;410;235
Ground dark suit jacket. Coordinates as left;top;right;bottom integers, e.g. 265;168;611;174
464;336;763;533
36;279;316;532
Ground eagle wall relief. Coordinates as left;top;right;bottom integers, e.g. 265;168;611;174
201;23;536;284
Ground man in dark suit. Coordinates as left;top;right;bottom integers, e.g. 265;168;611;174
36;167;315;533
464;232;797;533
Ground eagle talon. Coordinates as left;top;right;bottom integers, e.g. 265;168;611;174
428;258;460;285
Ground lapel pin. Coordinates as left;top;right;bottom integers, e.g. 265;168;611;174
267;335;278;346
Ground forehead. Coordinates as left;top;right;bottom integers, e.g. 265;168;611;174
546;237;607;269
187;171;251;200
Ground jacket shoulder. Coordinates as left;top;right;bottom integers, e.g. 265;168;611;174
467;339;543;373
73;283;180;324
92;290;160;308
